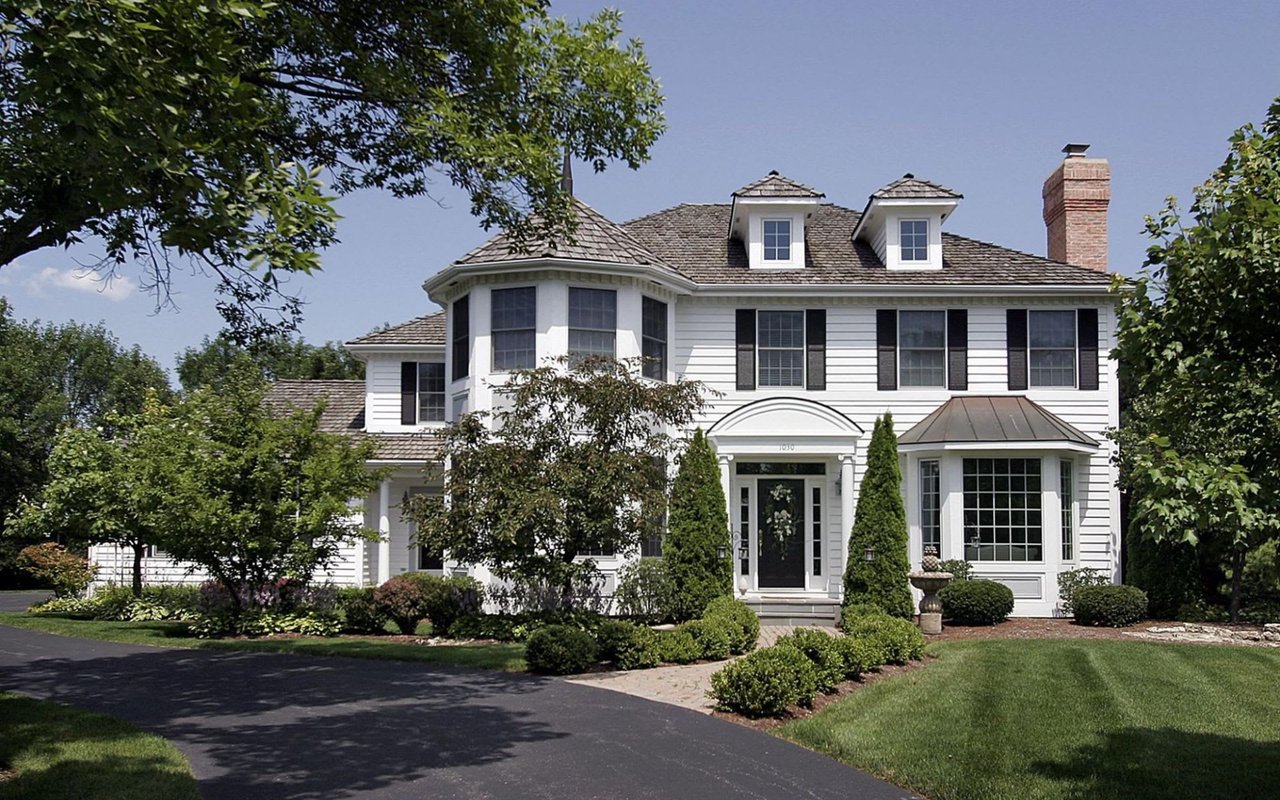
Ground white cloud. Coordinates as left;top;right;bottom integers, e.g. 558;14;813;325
19;265;137;302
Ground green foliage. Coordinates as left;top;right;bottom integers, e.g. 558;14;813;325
189;610;341;638
679;618;733;661
595;621;661;670
176;334;363;392
1;2;664;339
337;587;388;635
525;624;599;675
1072;585;1149;627
939;579;1015;626
446;610;605;642
401;573;484;637
664;429;732;621
373;576;429;635
702;595;760;654
834;635;882;679
839;603;889;631
656;628;701;664
15;543;95;597
406;357;702;605
1113;97;1280;621
844;615;925;664
1056;567;1110;616
1125;520;1204;619
775;629;845;694
613;558;678;624
710;645;819;718
938;559;974;581
843;414;913;619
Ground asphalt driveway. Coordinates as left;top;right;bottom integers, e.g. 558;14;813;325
0;625;914;800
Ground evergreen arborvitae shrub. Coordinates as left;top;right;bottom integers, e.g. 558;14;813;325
665;429;732;621
842;414;914;619
1125;520;1202;619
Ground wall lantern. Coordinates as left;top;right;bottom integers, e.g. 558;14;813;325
864;545;877;563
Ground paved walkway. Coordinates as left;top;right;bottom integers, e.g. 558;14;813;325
0;624;914;800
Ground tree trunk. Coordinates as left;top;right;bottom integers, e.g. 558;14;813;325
1228;547;1245;623
131;544;145;597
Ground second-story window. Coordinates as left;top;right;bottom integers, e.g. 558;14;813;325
900;219;929;261
491;287;536;371
642;296;667;380
758;310;805;387
417;363;445;421
899;310;946;387
1029;310;1077;387
763;219;791;261
568;287;617;363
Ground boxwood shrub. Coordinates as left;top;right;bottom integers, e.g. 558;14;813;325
834;634;883;678
703;596;760;654
657;628;701;664
595;619;662;670
839;602;889;632
525;624;599;675
1073;584;1148;627
338;587;388;634
938;578;1015;626
710;645;818;718
679;618;733;661
844;614;925;664
774;629;844;694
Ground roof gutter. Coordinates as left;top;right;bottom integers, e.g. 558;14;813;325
688;283;1126;298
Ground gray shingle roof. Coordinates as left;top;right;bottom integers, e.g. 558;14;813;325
455;197;679;274
898;396;1097;447
347;311;446;346
622;203;1111;285
871;174;963;199
732;171;825;198
264;380;441;462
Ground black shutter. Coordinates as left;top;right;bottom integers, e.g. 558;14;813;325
1077;308;1099;390
400;362;417;424
947;309;968;391
805;309;826;391
1007;309;1028;391
451;295;469;382
735;309;756;390
876;309;897;390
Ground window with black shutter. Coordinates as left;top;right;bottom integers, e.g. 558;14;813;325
451;295;470;382
805;309;826;390
1007;309;1028;391
736;309;756;390
876;309;898;390
947;309;968;391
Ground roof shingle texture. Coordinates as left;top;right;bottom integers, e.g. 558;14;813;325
871;174;963;199
347;311;446;346
623;203;1111;285
732;171;825;198
898;395;1097;447
264;380;441;462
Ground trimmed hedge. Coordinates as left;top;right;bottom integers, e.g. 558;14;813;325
939;579;1015;626
657;629;701;664
337;587;388;634
703;596;760;654
839;602;888;632
843;614;925;664
525;624;599;675
1073;585;1148;627
595;619;661;670
775;629;844;694
834;635;882;679
446;610;604;642
680;617;733;661
710;645;818;718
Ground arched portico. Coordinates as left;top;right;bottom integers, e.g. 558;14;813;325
707;398;864;598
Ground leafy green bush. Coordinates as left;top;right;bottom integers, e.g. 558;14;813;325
1057;567;1110;616
142;585;201;616
938;559;974;581
338;587;388;634
844;615;925;664
612;623;662;670
190;610;341;638
703;596;760;654
373;576;428;634
401;573;484;637
525;624;599;675
842;414;913;619
665;430;732;621
710;645;818;718
657;628;701;664
834;635;882;678
593;619;637;662
614;558;678;624
939;578;1014;626
447;610;604;642
29;596;99;617
16;543;96;598
775;628;844;694
839;602;890;631
679;617;732;661
121;596;172;621
1125;521;1203;619
1073;585;1148;627
87;585;136;620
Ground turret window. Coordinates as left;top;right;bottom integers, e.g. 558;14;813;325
568;287;617;362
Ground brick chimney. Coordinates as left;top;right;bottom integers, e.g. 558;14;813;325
1042;144;1110;271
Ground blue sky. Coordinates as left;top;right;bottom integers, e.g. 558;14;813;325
4;0;1279;375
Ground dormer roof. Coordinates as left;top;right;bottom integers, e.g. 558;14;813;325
732;170;826;199
871;174;963;200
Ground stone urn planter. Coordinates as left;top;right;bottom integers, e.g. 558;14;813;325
909;546;954;635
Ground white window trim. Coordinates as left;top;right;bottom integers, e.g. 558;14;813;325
490;285;538;373
566;285;618;361
1060;457;1077;564
762;218;793;262
640;294;668;383
896;309;948;389
416;362;446;424
1028;309;1079;389
756;309;807;389
899;218;930;262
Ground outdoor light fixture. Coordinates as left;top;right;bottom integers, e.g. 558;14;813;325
732;531;749;560
864;545;877;563
716;544;727;560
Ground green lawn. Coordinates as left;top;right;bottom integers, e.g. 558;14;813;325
780;639;1280;800
0;612;526;672
0;693;199;800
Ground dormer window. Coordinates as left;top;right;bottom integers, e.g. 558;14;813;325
763;219;792;261
900;220;929;262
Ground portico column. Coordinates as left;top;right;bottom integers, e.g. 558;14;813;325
377;479;392;585
840;454;856;564
718;452;734;533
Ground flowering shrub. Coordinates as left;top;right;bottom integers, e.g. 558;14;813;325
196;578;338;616
16;543;96;597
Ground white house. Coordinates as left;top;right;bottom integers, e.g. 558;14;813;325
92;146;1121;620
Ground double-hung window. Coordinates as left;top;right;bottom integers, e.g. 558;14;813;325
963;457;1043;562
1029;310;1077;387
899;310;947;387
763;219;791;262
491;287;536;371
417;363;445;422
641;296;668;380
757;310;805;387
900;220;929;262
568;287;616;363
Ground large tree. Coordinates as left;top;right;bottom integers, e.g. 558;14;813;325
1;1;665;340
843;413;913;619
406;357;704;605
1113;97;1280;620
176;333;363;392
664;429;732;620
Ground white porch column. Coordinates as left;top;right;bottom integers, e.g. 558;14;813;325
717;453;734;525
377;479;392;585
840;454;856;563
